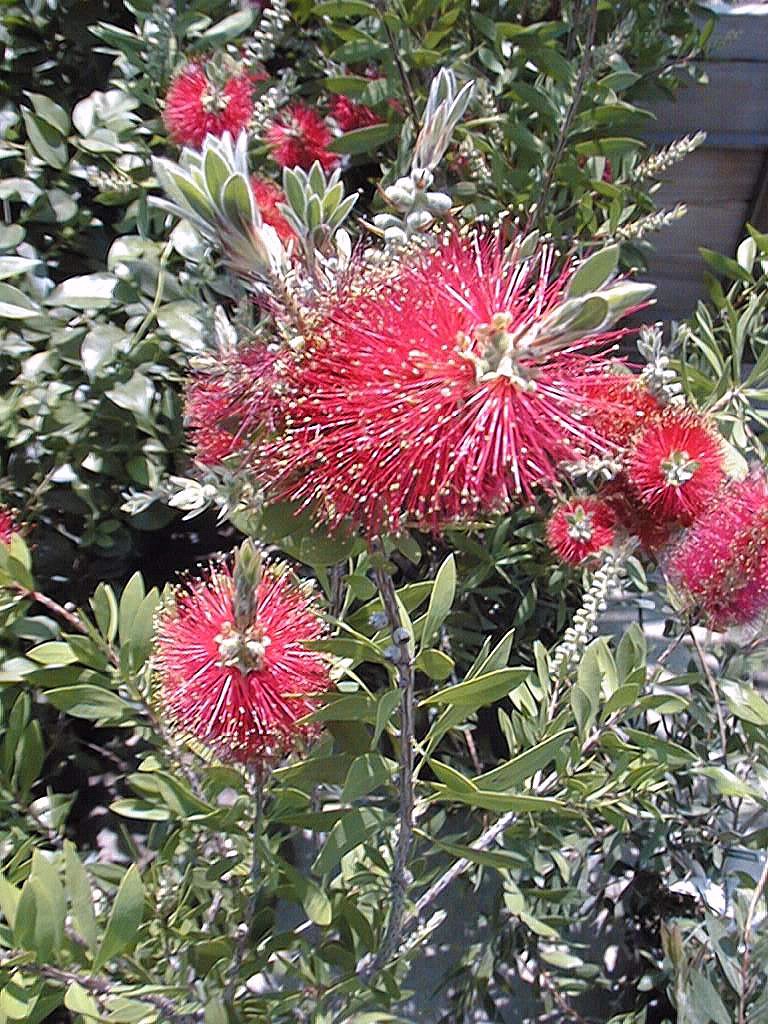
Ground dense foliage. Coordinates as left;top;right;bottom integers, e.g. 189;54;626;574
2;3;768;1024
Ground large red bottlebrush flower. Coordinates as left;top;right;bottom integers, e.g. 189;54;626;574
163;63;255;149
266;102;340;171
547;496;617;566
186;346;284;467
258;231;637;535
250;176;296;245
0;507;20;546
578;372;662;449
154;563;330;764
625;409;725;525
666;472;768;630
328;95;382;132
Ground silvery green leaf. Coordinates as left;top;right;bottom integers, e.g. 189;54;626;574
203;146;232;209
322;181;344;217
220;173;256;233
283;168;306;217
601;281;655;318
516;231;540;261
307;160;326;195
305;194;323;231
567;245;619;298
327;192;358;228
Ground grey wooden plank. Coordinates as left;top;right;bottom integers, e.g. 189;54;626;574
646;62;768;138
648;277;709;324
649;148;762;203
704;4;768;61
647;201;749;270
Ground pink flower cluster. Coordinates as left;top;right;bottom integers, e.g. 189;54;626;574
545;371;768;632
162;60;382;172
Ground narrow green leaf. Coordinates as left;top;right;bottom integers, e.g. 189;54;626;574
64;841;98;951
94;864;144;969
420;555;456;650
473;730;573;791
342;753;395;801
420;667;529;709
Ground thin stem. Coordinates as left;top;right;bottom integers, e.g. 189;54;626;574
358;539;415;979
13;585;113;658
410;809;518;932
0;949;203;1024
131;240;173;348
528;0;599;231
689;627;728;761
223;769;265;1007
738;852;768;1024
375;0;419;125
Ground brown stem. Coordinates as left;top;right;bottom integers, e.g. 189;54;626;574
0;949;202;1024
358;539;415;979
15;586;115;660
528;0;599;231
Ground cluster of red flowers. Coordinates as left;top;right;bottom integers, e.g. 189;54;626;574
0;507;20;547
265;94;381;171
162;61;383;173
544;366;768;631
154;562;330;765
162;62;258;149
666;473;768;631
167;217;768;763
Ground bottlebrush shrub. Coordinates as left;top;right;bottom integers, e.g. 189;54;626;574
5;5;768;1024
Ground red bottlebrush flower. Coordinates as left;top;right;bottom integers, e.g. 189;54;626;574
154;563;330;764
604;482;674;555
578;372;662;449
666;472;768;630
250;176;296;244
258;230;635;535
266;102;340;171
163;63;254;149
186;346;284;467
625;409;725;525
547;496;617;566
0;507;19;546
328;94;382;132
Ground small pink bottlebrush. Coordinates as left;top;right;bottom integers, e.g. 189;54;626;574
547;496;617;566
250;177;297;245
578;372;662;450
256;229;646;535
266;102;340;171
328;95;382;132
185;346;284;468
154;560;330;765
163;63;255;149
666;471;768;630
625;409;725;525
